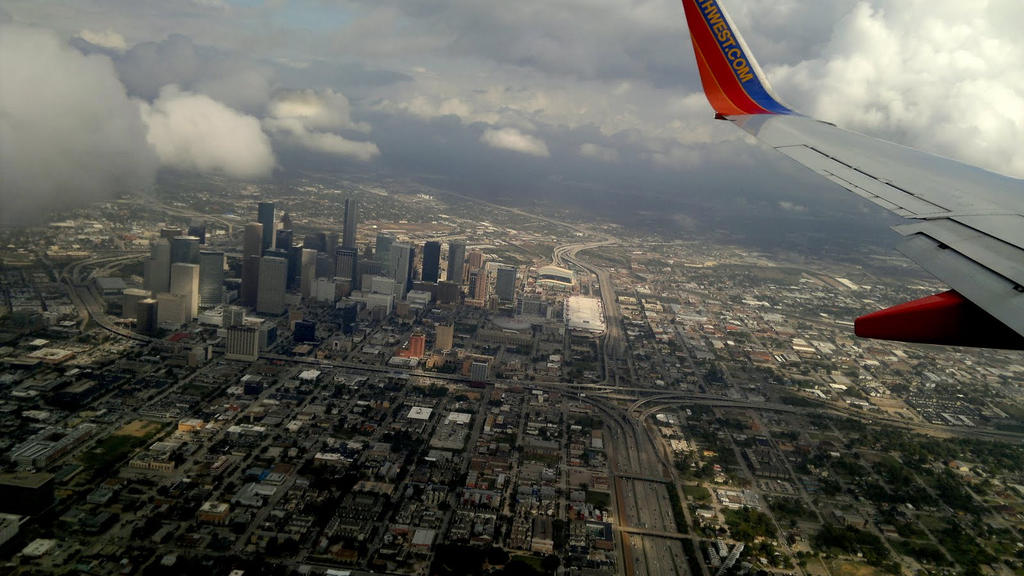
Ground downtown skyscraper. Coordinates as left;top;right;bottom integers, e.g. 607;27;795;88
446;241;466;284
421;241;441;283
342;198;357;249
257;201;275;252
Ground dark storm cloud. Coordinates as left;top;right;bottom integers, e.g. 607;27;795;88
114;34;274;113
343;0;697;88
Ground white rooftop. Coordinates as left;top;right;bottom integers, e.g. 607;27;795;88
407;406;433;420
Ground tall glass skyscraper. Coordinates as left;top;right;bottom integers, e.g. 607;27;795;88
342;198;357;249
421;241;441;283
257;201;275;252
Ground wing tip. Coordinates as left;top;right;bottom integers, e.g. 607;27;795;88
681;0;791;116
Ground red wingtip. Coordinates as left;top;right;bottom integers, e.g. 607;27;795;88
855;290;1024;350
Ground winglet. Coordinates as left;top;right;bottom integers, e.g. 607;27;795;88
681;0;791;116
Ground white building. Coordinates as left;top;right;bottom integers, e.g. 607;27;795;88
564;296;606;335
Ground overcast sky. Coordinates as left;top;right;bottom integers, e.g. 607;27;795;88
2;0;1022;234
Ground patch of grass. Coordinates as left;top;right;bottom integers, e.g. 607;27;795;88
81;420;162;470
682;484;710;502
81;434;148;469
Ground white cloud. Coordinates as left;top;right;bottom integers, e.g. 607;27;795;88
769;0;1024;177
480;127;550;157
268;89;370;132
579;142;619;162
778;201;808;213
265;89;380;161
0;24;155;224
140;85;274;178
77;28;127;52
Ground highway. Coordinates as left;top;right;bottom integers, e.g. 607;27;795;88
587;397;691;576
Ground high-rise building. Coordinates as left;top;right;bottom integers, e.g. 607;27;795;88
446;241;466;284
257;201;275;252
187;222;206;244
225;325;260;361
286;245;302;290
170;263;200;320
143;239;171;294
256;255;287;315
136;298;159;335
467;250;484;270
436;281;461;304
326;232;339;256
422;241;441;283
156;292;187;326
335;246;359;289
495;266;517;302
470;269;488;301
240;256;260;307
122;288;151;320
342;198;358;249
300;249;317;298
275;229;293;253
389;242;415;299
160;228;183;240
198;251;225;308
375;233;394;264
435;324;454;351
243;222;263;258
303;232;326;253
170;236;200;265
223;305;246;328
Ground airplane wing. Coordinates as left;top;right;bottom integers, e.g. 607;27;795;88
679;0;1024;349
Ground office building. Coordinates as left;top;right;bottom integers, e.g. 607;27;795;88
223;305;246;328
160;228;183;240
170;236;200;265
275;229;293;254
470;269;487;301
226;325;259;361
240;256;260;307
470;361;489;381
143;239;171;294
136;298;159;335
342;197;358;249
435;324;454;351
286;245;302;290
187;222;206;244
122;288;151;320
256;255;287;315
335;246;360;289
447;241;466;283
156;292;187;326
389;242;415;299
407;332;426;358
437;281;461;305
293;320;317;343
303;232;326;253
198;251;225;308
243;222;263;258
422;241;441;283
170;263;200;320
467;250;484;270
495;265;517;302
376;232;394;264
257;201;275;252
300;249;317;298
0;473;55;516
